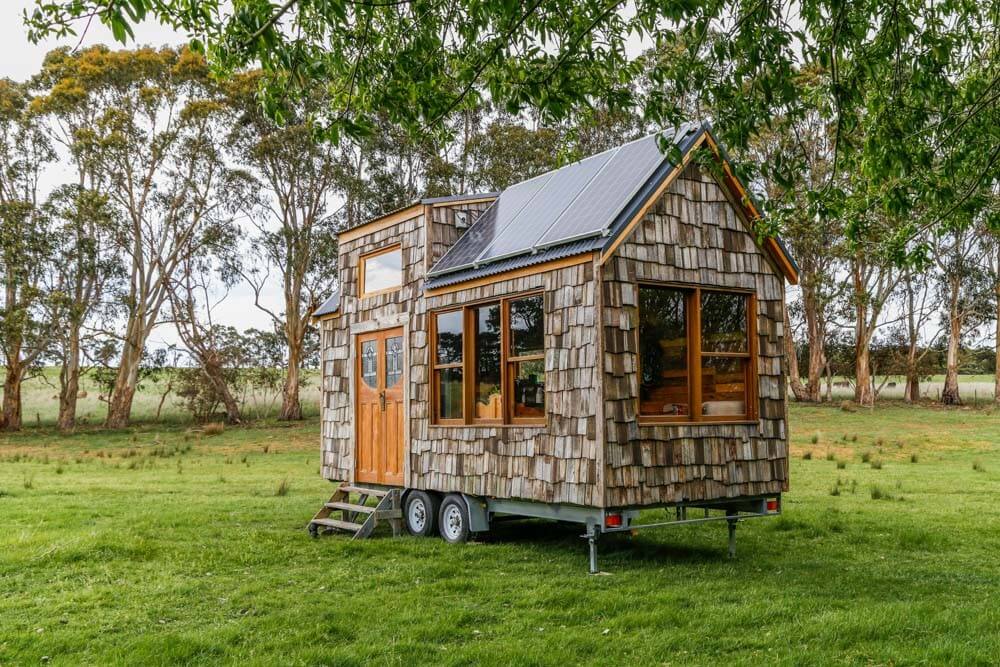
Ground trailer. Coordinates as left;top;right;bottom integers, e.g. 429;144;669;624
310;122;797;572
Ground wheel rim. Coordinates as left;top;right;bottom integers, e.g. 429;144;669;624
408;498;427;532
443;504;463;540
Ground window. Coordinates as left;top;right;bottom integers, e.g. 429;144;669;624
431;293;546;425
360;245;402;298
638;284;755;422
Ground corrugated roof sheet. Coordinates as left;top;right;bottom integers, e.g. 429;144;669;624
312;288;340;317
338;192;499;236
428;123;701;279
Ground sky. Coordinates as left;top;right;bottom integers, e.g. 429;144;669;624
4;1;291;352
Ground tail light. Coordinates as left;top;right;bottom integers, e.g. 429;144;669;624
766;498;779;513
605;513;623;528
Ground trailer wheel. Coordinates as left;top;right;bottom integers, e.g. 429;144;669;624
438;494;471;544
404;490;439;537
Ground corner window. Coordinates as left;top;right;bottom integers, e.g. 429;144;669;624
431;292;546;425
638;284;755;422
360;245;402;298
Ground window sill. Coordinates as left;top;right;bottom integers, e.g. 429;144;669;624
638;418;758;426
430;423;547;430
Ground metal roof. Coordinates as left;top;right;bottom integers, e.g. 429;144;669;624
424;122;798;288
428;123;702;279
338;192;499;236
312;288;340;317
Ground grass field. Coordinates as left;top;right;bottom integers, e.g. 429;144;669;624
1;403;999;665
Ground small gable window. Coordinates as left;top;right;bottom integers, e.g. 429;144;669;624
638;284;756;422
431;292;546;426
360;245;402;298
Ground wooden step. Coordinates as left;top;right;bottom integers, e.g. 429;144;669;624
311;517;364;532
324;501;374;514
340;485;387;498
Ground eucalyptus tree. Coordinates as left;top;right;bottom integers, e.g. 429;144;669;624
0;79;56;431
43;185;119;431
36;46;234;428
27;1;998;257
225;72;339;421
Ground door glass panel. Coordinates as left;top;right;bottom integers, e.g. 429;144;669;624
385;336;403;388
509;295;543;357
474;304;502;419
361;340;377;388
512;359;545;418
701;292;748;352
639;286;689;416
435;310;464;364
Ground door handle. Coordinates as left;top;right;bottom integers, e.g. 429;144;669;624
379;391;386;411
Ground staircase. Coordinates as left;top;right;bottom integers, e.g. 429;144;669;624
308;483;403;540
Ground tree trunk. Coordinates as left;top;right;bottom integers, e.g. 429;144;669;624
57;326;82;432
1;362;23;431
202;359;242;424
995;265;1000;405
783;303;808;401
904;367;921;403
941;280;963;406
802;286;825;402
854;341;874;406
105;332;145;428
279;343;303;421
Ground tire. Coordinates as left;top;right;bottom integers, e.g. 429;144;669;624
438;494;471;544
404;490;439;537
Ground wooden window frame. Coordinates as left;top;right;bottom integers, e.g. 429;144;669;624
430;306;465;426
359;244;403;299
636;282;758;425
430;291;546;427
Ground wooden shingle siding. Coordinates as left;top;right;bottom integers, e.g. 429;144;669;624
416;261;602;506
601;162;788;507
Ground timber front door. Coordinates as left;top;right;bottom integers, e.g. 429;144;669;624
355;328;405;485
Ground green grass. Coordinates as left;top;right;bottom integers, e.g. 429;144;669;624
1;403;999;664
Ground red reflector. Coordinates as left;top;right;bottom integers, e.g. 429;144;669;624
605;513;623;527
766;499;779;512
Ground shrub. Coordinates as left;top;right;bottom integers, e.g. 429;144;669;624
861;451;872;463
203;422;225;436
836;460;847;469
22;475;33;490
973;461;985;472
825;451;835;461
802;451;813;460
830;486;841;496
810;433;820;444
870;485;894;501
275;478;290;496
840;401;856;413
870;459;883;470
910;454;919;463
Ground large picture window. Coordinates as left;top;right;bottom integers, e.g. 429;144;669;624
638;284;756;422
431;293;546;425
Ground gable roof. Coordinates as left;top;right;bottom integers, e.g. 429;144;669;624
426;122;798;288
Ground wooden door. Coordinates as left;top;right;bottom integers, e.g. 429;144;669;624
355;328;405;485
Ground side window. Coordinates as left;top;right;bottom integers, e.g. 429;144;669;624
433;309;464;423
431;292;546;425
637;285;754;422
507;295;545;421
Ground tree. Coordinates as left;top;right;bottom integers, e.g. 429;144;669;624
167;252;244;424
226;73;339;421
41;46;233;428
44;186;119;431
27;1;998;256
0;79;56;431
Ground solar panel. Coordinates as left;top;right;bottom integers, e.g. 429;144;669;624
470;149;616;263
430;171;553;274
533;130;675;247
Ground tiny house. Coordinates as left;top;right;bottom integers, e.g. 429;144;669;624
310;122;798;571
